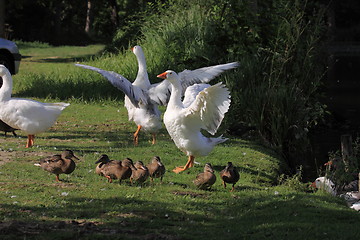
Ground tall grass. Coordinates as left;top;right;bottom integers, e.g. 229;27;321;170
223;0;327;170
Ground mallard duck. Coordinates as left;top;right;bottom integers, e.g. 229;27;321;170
95;154;136;183
157;70;232;173
130;161;149;185
193;163;217;190
146;156;165;182
220;162;240;192
95;154;111;176
35;149;79;182
0;119;17;136
0;65;69;148
75;49;238;145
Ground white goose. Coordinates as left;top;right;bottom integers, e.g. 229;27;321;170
311;177;337;196
76;45;238;145
0;65;69;148
157;70;231;173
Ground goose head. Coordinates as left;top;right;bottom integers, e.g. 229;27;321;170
131;45;146;66
157;70;179;84
311;177;336;195
131;45;143;55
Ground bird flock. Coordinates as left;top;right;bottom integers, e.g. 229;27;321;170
0;45;241;191
34;149;240;191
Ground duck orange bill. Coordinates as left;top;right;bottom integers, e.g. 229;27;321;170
157;72;167;79
310;182;316;188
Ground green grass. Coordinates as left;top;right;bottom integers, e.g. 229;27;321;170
1;42;360;239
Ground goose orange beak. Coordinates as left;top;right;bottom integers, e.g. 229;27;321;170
157;72;167;79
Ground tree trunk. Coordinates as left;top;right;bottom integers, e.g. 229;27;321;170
109;0;119;30
85;0;93;34
0;0;5;38
249;0;258;22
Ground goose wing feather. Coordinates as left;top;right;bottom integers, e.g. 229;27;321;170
178;62;239;94
75;64;147;107
184;82;231;135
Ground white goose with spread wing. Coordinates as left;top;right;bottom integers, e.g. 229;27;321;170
0;65;69;148
76;46;238;145
157;70;231;173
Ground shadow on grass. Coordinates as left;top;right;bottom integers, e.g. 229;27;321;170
1;192;359;239
24;55;100;63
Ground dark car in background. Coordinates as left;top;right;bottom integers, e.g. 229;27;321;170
0;38;21;75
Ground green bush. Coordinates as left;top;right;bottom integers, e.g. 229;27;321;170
102;0;327;171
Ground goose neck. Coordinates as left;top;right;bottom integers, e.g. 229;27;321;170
0;70;12;101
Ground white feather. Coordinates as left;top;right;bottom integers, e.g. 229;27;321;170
0;65;69;136
161;70;231;157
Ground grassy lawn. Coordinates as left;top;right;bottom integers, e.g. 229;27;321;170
1;42;359;239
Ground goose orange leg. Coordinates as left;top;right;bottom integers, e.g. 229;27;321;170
25;135;35;148
173;155;195;173
55;174;61;182
133;125;142;145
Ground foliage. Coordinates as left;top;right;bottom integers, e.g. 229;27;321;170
210;0;327;170
325;137;360;191
5;0;160;45
278;166;310;192
101;0;328;171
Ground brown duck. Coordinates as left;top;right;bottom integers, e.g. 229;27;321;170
219;162;240;192
95;154;110;176
130;161;149;185
35;149;79;181
95;154;136;183
193;163;216;190
146;156;165;182
0;119;17;136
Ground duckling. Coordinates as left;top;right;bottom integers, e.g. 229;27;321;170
0;119;17;136
95;155;136;183
35;149;79;182
146;156;165;182
220;162;240;192
130;161;149;185
193;163;216;190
